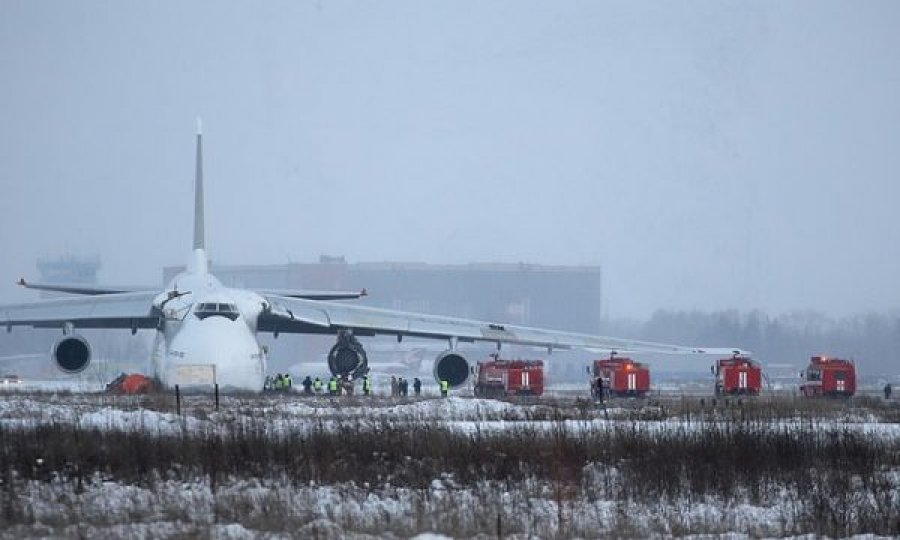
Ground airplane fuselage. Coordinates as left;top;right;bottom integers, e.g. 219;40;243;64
151;250;268;392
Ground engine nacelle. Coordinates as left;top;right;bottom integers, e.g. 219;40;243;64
327;329;368;378
433;350;470;388
52;335;92;374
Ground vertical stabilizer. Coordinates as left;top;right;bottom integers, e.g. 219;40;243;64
193;119;205;251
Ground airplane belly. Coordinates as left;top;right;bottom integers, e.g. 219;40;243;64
161;317;265;392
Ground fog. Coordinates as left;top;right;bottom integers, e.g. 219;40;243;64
1;1;899;320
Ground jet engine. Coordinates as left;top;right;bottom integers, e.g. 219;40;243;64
433;349;470;388
52;335;92;374
327;329;369;378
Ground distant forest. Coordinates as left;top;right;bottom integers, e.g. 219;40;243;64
604;310;900;376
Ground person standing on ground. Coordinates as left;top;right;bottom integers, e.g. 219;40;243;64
413;377;422;397
885;383;892;400
328;376;338;396
391;376;398;397
313;377;322;394
440;379;449;397
302;376;313;395
363;375;372;396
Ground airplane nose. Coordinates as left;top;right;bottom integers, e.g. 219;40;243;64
165;317;264;391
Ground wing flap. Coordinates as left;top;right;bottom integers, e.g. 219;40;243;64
260;295;744;354
0;292;160;329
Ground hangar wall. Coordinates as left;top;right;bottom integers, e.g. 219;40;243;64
164;256;603;334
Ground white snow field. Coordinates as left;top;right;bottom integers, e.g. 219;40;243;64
0;391;898;538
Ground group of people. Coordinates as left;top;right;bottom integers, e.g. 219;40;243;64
264;373;293;392
296;374;370;396
390;376;422;397
267;372;450;397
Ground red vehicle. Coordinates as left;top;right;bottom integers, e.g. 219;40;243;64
106;373;156;395
800;356;856;397
714;355;761;396
473;356;544;398
591;355;650;398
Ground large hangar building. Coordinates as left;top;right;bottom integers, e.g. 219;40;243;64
164;256;603;334
164;256;603;374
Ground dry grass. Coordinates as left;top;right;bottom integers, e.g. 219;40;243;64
1;391;898;536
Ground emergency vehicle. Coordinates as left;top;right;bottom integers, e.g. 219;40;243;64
713;354;762;396
590;355;650;398
473;356;544;398
800;356;856;397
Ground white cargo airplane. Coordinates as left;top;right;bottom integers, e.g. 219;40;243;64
0;126;744;392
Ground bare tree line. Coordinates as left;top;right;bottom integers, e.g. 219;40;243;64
604;309;900;375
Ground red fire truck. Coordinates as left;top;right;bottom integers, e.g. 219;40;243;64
473;357;544;398
800;356;856;397
590;355;650;398
713;355;762;396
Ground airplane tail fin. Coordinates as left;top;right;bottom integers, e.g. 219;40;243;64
193;119;205;251
188;119;209;275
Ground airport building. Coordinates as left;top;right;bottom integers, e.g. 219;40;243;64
165;256;603;375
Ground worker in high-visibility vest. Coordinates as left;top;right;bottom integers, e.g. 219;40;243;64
363;375;372;396
328;376;338;395
313;377;322;394
440;379;449;397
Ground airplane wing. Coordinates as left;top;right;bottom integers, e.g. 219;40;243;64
258;294;744;355
0;292;161;330
0;353;43;363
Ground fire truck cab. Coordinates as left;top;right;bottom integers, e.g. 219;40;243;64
473;356;544;398
800;356;856;397
713;354;762;396
590;354;650;398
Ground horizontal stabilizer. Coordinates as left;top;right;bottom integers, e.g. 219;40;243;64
17;278;148;296
256;288;367;301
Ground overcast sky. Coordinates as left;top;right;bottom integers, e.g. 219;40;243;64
1;1;898;318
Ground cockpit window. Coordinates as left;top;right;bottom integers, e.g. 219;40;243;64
194;302;239;321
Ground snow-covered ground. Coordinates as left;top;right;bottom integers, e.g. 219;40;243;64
7;474;892;539
2;391;898;436
0;390;898;538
